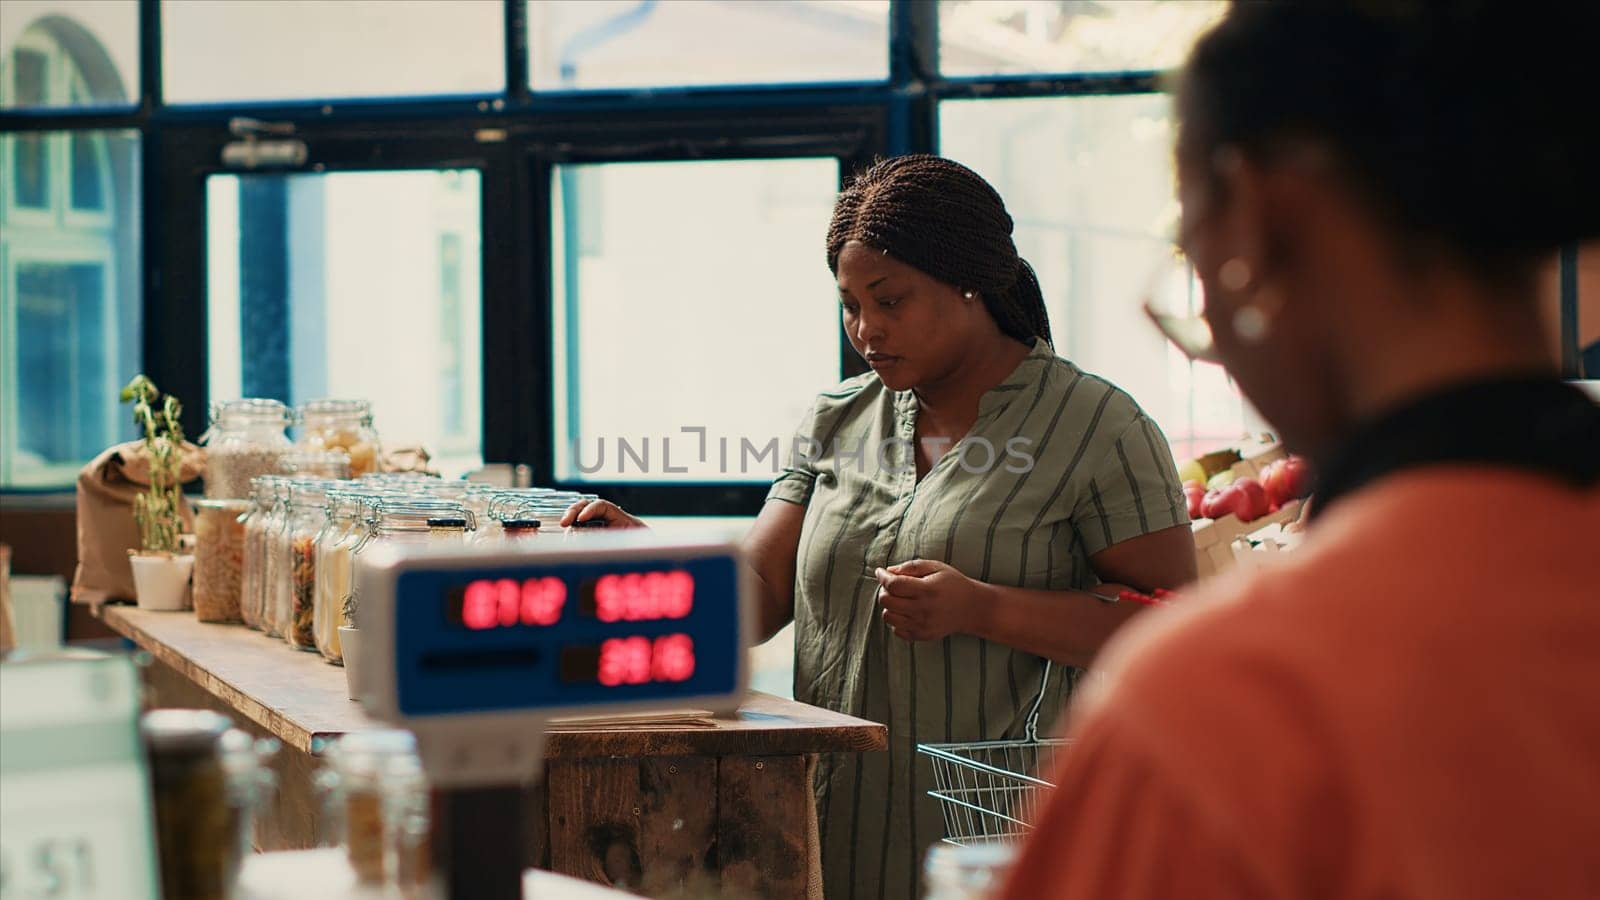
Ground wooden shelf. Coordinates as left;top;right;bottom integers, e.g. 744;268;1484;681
95;604;886;758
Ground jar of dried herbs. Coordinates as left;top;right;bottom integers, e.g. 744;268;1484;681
203;399;292;499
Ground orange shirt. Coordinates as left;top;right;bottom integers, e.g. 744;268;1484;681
1001;468;1600;899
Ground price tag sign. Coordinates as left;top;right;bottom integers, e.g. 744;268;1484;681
0;654;159;900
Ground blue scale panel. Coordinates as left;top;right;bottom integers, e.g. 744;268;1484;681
392;554;741;717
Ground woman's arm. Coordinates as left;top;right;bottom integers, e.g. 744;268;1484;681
742;499;805;643
562;497;805;644
877;524;1198;668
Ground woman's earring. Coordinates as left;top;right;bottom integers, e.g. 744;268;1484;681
1232;305;1271;342
961;290;975;300
1231;288;1283;344
1218;257;1253;292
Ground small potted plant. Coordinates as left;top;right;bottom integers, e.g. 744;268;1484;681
338;594;362;700
121;375;194;611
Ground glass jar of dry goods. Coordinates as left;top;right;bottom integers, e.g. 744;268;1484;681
261;479;293;638
313;492;370;664
344;501;472;628
321;730;427;887
193;499;249;623
142;710;237;900
298;399;381;478
284;447;352;480
239;476;284;631
203;399;292;499
285;479;333;651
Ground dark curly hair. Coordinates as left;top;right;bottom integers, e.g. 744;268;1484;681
1179;0;1600;283
826;154;1052;345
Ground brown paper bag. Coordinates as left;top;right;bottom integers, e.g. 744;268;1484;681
71;441;205;606
381;445;438;476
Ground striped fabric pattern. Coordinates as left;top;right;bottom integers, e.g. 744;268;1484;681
767;338;1188;900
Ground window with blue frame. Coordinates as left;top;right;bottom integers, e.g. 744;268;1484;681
1;14;140;488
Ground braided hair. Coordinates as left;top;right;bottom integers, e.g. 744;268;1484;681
827;154;1052;346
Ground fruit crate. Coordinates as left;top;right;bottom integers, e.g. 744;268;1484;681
919;739;1068;846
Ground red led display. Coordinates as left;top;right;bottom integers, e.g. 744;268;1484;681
588;570;694;623
458;577;567;630
596;634;696;686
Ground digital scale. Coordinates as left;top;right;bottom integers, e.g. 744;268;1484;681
351;532;753;899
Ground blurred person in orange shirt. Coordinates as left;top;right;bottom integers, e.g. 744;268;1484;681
1001;2;1600;898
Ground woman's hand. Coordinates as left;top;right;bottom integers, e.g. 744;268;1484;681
559;499;648;529
874;559;985;642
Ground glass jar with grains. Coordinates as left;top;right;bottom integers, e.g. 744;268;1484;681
320;730;427;887
202;399;292;499
193;499;249;623
298;399;381;478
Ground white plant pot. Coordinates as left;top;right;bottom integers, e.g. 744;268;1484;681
130;553;195;612
339;626;362;701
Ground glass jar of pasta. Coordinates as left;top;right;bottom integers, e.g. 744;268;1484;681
285;479;334;651
203;399;292;499
298;399;381;478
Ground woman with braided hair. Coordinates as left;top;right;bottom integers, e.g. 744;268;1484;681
565;154;1197;899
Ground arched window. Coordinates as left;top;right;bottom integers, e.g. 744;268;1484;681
1;18;137;487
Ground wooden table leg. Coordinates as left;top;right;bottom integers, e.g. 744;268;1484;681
717;754;819;900
546;756;720;897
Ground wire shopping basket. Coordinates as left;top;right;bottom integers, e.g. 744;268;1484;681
918;739;1068;846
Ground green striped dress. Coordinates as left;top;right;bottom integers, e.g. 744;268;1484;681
766;338;1188;900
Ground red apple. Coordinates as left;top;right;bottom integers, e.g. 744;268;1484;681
1183;480;1207;519
1234;477;1270;522
1261;456;1313;508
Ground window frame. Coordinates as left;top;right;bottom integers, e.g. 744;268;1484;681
0;0;1586;502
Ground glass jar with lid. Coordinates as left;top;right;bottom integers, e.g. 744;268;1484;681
344;500;473;629
218;730;279;884
285;479;335;651
298;399;382;478
239;476;284;631
141;710;240;900
261;479;293;638
319;730;428;887
193;498;249;623
313;491;372;664
203;399;292;499
284;447;352;480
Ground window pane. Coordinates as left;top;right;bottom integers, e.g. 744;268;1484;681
940;0;1226;78
552;158;841;483
1;1;139;109
1;130;142;488
941;96;1244;460
207;170;484;478
70;131;106;211
528;0;889;91
163;0;503;104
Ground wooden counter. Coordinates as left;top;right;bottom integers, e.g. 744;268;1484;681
96;604;886;900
